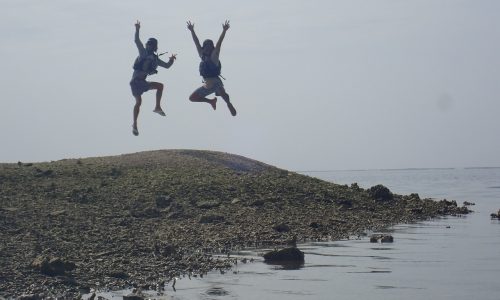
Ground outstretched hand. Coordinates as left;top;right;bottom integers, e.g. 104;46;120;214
169;54;177;61
222;20;230;31
135;20;140;30
187;21;194;31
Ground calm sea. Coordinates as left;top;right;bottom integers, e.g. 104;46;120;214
90;168;500;300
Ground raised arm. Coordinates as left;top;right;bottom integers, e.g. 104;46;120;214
214;20;230;55
187;21;202;56
157;54;177;69
134;20;145;54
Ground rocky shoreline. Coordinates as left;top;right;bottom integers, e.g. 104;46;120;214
0;150;471;299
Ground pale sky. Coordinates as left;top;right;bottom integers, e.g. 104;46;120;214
1;0;499;171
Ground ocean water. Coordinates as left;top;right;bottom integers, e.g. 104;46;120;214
91;168;500;300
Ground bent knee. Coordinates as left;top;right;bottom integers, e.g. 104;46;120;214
189;93;199;101
150;82;164;91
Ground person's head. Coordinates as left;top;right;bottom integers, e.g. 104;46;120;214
146;38;158;52
201;39;214;55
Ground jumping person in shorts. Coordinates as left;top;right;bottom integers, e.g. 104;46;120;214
187;20;237;116
130;20;177;136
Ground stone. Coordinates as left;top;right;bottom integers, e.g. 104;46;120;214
336;199;353;208
155;195;173;208
368;185;393;201
370;234;394;243
309;222;321;229
199;214;225;224
263;247;304;263
250;199;265;207
108;270;129;279
273;223;290;233
31;256;75;276
380;235;394;243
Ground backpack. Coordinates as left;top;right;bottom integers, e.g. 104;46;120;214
199;55;221;78
133;51;158;75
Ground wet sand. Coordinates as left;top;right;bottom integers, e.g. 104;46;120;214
0;150;470;298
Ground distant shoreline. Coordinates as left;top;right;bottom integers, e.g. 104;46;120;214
298;166;500;173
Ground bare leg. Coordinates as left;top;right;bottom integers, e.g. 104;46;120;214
189;92;217;110
217;88;236;116
133;96;142;135
150;82;166;116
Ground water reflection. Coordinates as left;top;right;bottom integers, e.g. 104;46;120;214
265;261;305;270
204;286;230;296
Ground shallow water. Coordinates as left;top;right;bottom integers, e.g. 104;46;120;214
88;168;500;300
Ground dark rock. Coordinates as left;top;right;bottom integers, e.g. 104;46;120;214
109;167;122;178
336;199;353;208
463;201;475;206
309;222;321;229
199;214;225;224
368;185;393;201
409;193;420;200
273;223;290;233
370;234;394;243
350;183;361;190
58;275;78;286
155;195;173;208
381;235;394;243
456;206;471;215
263;247;304;263
34;168;54;178
441;199;457;207
31;256;75;276
411;207;424;214
155;241;177;257
250;199;265;207
108;270;129;279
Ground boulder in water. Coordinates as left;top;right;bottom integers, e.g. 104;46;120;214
263;247;304;263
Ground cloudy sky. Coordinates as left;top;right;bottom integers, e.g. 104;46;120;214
1;0;499;171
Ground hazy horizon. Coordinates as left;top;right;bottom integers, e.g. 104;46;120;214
1;0;499;171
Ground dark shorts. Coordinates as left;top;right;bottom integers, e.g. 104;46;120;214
130;78;152;97
193;77;224;97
